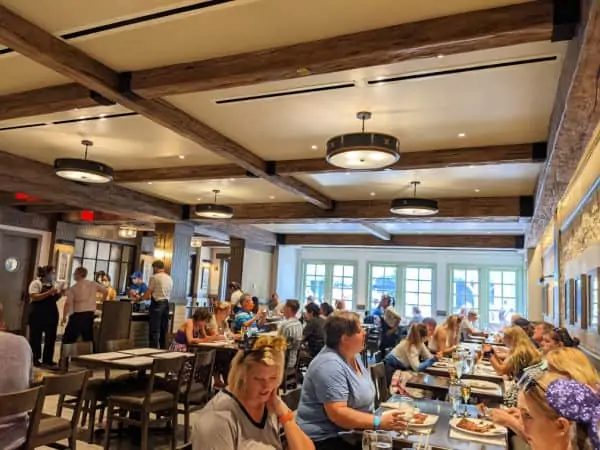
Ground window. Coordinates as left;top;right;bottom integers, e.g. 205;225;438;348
592;274;599;327
404;267;433;318
332;264;355;311
451;268;480;313
489;270;517;327
72;238;136;294
303;263;327;304
368;265;398;311
300;261;356;308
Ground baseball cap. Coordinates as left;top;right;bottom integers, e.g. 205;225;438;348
130;271;143;279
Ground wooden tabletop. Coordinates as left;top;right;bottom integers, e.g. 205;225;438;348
71;348;193;370
408;373;503;402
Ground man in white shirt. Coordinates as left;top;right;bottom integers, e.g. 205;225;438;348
62;267;107;343
144;260;173;348
278;299;303;368
460;311;486;340
0;331;33;450
229;282;244;311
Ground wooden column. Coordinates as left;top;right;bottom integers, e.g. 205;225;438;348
227;238;245;295
154;223;194;304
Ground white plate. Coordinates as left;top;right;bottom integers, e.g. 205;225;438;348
379;401;415;410
449;418;507;437
432;361;449;368
466;380;499;391
408;413;439;428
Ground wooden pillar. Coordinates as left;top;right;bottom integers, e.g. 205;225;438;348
227;238;245;296
154;223;194;304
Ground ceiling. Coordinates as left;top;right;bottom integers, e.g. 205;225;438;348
0;0;567;240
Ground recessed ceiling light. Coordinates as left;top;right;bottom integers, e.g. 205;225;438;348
311;145;318;150
178;155;185;159
437;54;444;59
474;189;480;193
345;172;351;176
370;192;376;197
196;197;202;201
269;195;276;200
468;165;475;169
458;133;466;138
99;114;107;118
147;182;153;185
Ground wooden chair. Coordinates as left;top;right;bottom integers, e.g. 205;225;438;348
280;346;302;393
103;355;188;450
281;387;301;411
97;301;132;353
178;350;216;443
32;370;90;449
370;362;390;408
0;386;45;450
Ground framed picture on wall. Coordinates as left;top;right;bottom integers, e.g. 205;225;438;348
200;267;209;291
55;250;70;284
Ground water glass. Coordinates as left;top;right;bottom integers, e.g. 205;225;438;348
448;380;462;417
453;360;463;379
363;430;393;449
362;430;377;450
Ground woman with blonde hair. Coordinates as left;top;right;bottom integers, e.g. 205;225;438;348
192;336;315;450
209;301;232;335
490;326;541;377
429;314;461;355
383;323;441;383
517;373;600;450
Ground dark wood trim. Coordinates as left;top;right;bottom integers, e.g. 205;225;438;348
113;143;544;182
578;274;590;330
207;196;528;224
0;4;332;210
567;278;576;325
528;0;600;245
130;2;553;97
281;233;524;249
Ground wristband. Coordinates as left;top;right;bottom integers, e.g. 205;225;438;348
373;415;381;430
278;411;294;426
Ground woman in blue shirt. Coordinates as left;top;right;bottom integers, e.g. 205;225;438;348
296;312;406;450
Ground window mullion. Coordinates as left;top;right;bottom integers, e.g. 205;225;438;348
480;268;490;327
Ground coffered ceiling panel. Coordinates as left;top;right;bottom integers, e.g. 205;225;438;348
0;113;227;169
168;41;565;161
122;178;303;204
296;163;541;200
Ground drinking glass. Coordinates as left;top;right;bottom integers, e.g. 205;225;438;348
448;365;457;380
448;380;462;417
374;431;393;449
454;360;463;379
464;354;474;374
461;383;472;417
363;430;379;450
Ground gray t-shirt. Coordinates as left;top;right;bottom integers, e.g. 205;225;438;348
278;318;303;368
191;390;282;450
296;346;375;442
148;272;173;301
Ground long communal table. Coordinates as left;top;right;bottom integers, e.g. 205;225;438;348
70;348;194;371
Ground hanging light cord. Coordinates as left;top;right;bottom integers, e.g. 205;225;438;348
212;189;220;204
83;142;89;160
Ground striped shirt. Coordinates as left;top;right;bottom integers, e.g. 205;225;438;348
279;318;303;368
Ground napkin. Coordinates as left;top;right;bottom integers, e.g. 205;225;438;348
449;428;506;446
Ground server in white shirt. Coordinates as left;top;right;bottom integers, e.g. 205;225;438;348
144;260;173;348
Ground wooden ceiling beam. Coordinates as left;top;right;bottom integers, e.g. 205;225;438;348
0;2;554;122
190;196;532;224
360;223;391;241
281;234;525;249
114;143;545;183
528;0;600;246
0;151;182;222
0;4;332;210
131;2;553;98
194;223;277;247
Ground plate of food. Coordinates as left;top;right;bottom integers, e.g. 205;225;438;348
408;412;439;428
466;380;499;391
450;418;507;436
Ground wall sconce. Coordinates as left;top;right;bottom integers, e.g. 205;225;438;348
538;274;555;286
191;236;203;248
118;226;137;239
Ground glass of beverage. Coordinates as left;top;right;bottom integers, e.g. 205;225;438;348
448;380;462;417
461;383;472;417
454;360;463;379
448;365;457;380
362;430;376;450
464;354;474;374
374;431;393;449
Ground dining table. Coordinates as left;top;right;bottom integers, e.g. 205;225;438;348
348;396;508;450
70;348;194;371
407;372;504;404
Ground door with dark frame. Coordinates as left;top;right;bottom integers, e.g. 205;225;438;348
0;232;37;332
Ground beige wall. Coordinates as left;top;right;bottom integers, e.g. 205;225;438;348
242;247;273;301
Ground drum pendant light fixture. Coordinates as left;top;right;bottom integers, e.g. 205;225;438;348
326;111;400;170
390;181;439;216
194;189;234;219
54;140;114;183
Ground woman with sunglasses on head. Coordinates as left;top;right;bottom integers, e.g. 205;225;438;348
191;336;314;450
540;327;580;353
518;373;600;450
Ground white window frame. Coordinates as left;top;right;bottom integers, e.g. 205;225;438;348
299;260;357;310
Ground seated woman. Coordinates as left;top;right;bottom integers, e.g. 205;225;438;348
517;373;600;450
429;314;461;355
170;307;222;352
296;312;407;450
191;336;315;450
540;326;580;352
209;301;232;335
383;323;440;383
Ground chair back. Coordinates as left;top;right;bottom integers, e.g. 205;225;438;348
0;387;45;448
59;342;94;371
145;356;187;405
281;388;301;411
370;362;390;408
168;303;176;335
42;371;90;426
97;301;132;352
103;338;132;352
187;350;216;397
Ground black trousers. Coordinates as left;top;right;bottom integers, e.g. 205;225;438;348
149;300;170;349
29;304;59;365
315;437;361;450
62;311;95;344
